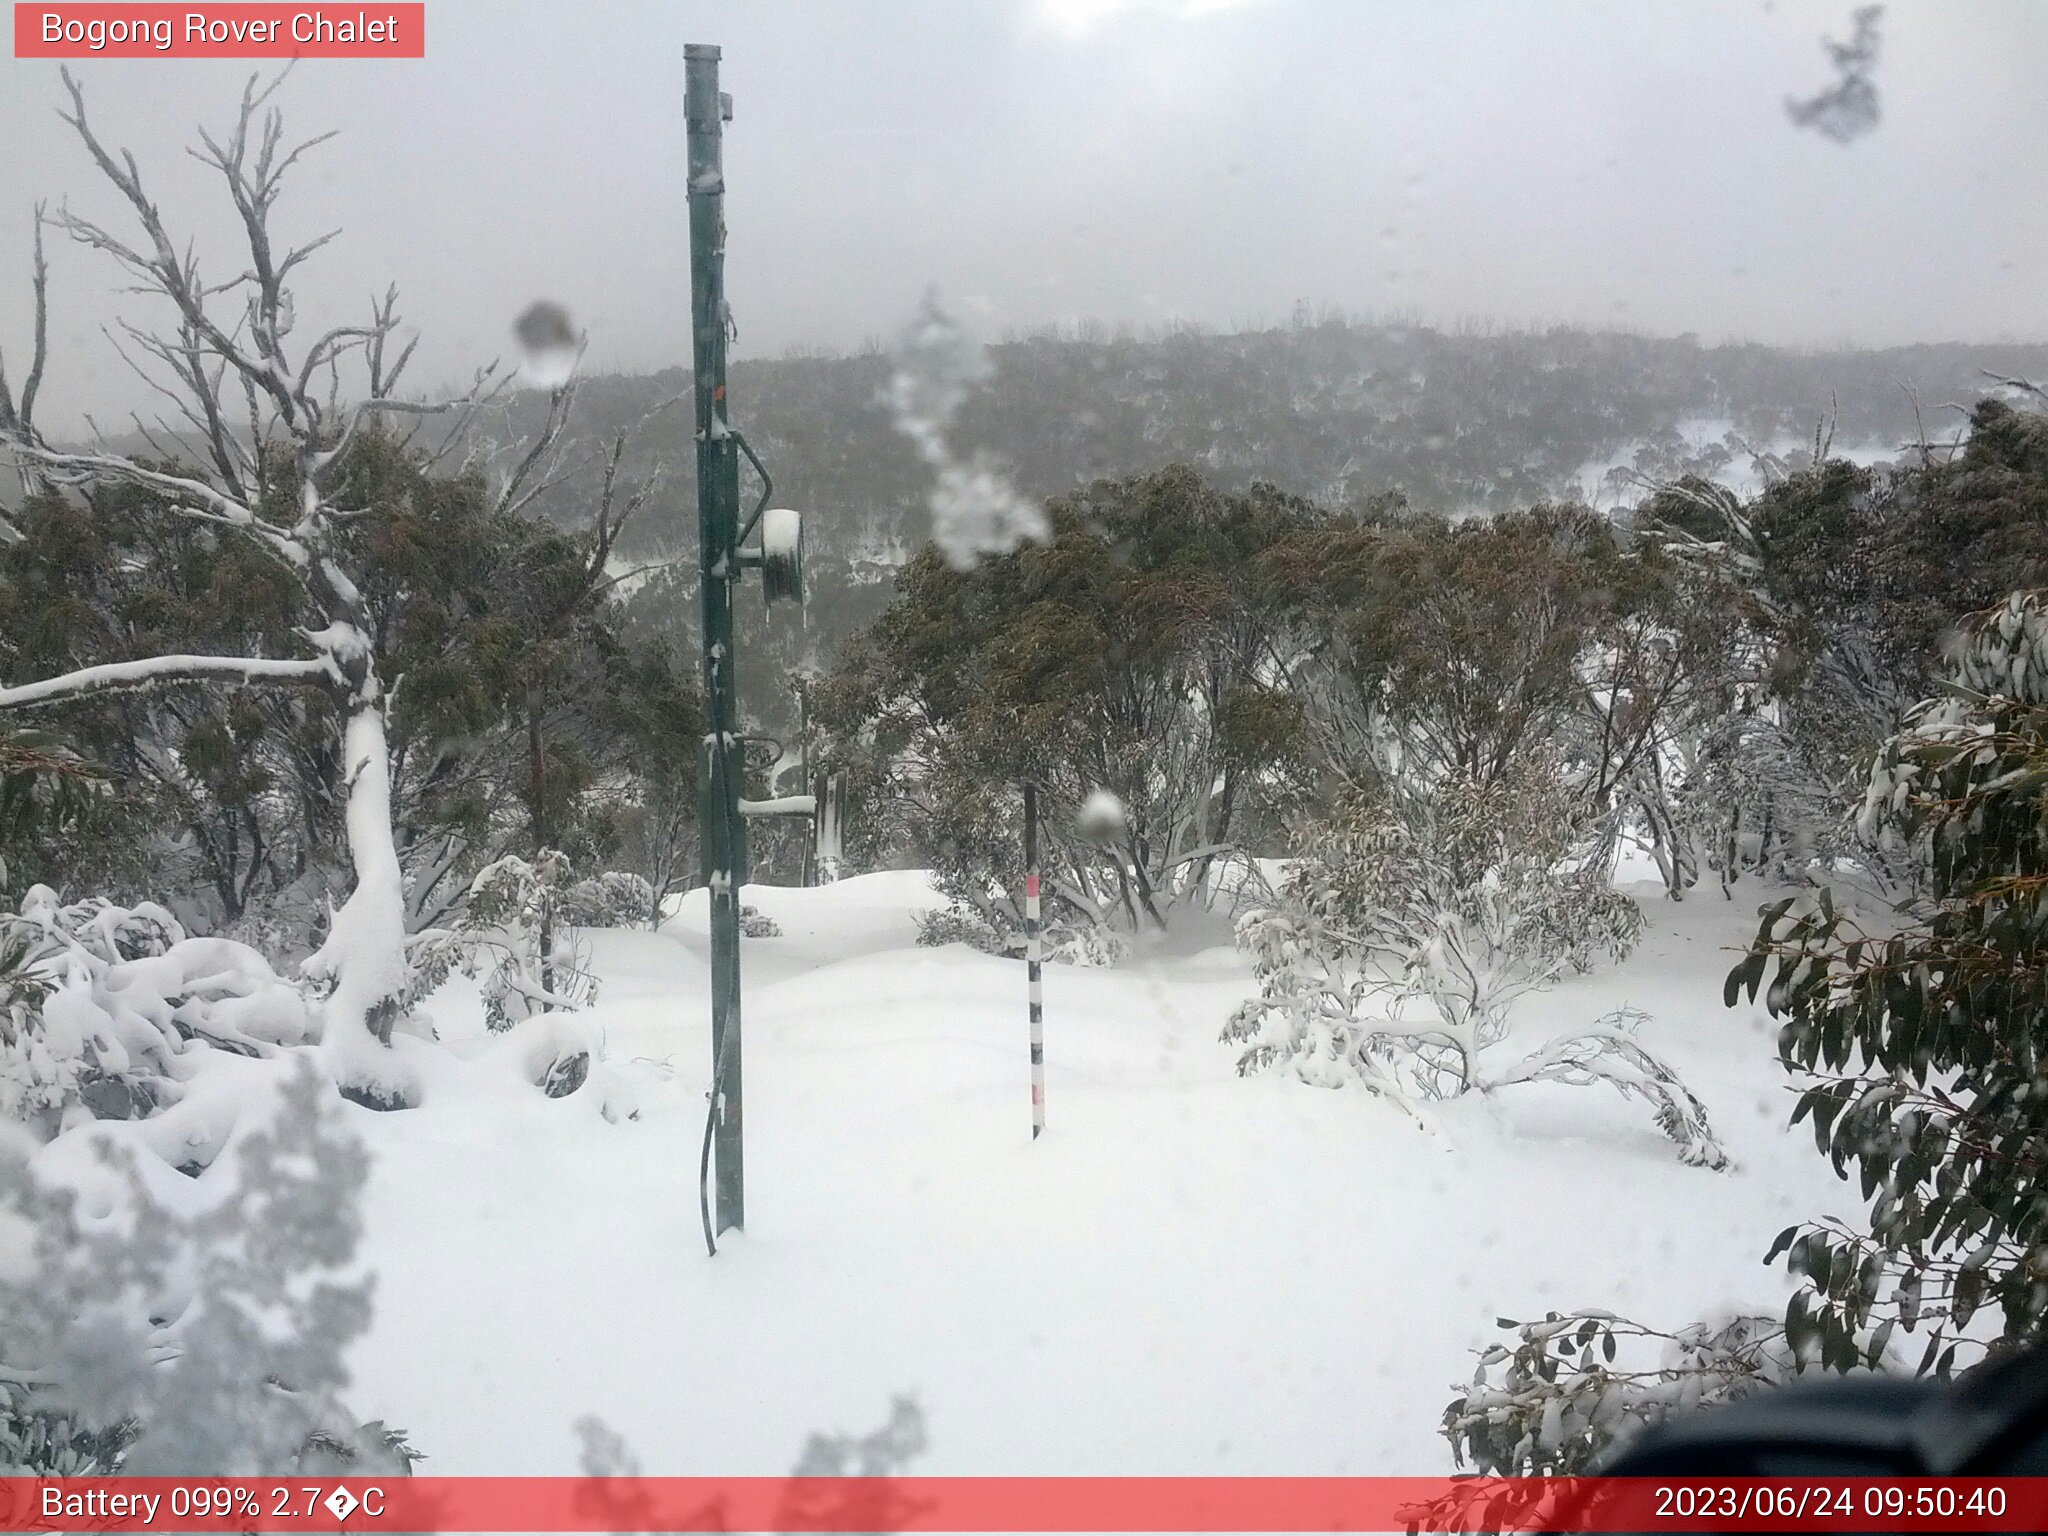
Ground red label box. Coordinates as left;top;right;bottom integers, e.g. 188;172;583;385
14;4;425;58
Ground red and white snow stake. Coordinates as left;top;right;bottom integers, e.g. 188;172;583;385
1024;783;1045;1140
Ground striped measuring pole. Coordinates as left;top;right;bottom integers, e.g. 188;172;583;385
1024;783;1045;1139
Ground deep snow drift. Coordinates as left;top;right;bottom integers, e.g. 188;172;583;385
347;867;1849;1475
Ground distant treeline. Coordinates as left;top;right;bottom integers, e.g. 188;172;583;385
493;318;2048;565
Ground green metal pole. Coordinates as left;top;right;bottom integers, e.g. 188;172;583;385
686;42;744;1237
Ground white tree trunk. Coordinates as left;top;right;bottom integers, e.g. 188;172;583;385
304;692;417;1105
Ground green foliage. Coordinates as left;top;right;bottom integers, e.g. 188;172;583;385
1734;589;2048;1374
1258;500;1743;900
0;727;106;894
1440;1310;1796;1480
1260;503;1628;787
602;640;703;917
815;466;1311;935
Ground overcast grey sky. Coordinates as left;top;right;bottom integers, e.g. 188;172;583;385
2;0;2044;431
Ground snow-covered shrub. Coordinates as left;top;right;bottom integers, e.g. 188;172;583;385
0;924;65;1135
1041;923;1129;967
1677;709;1862;893
915;903;1129;966
0;1063;418;1474
482;1012;639;1123
740;904;782;939
417;855;655;1032
1443;1310;1799;1476
563;871;658;930
0;886;313;1141
1405;1310;1809;1530
450;852;600;1031
915;904;1006;955
1225;762;1725;1165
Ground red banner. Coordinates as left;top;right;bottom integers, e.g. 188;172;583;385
13;5;425;58
4;1476;2048;1532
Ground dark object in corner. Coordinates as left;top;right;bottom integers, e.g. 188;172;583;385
1602;1344;2048;1477
1584;1345;2048;1534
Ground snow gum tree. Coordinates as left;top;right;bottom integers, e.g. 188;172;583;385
814;465;1311;944
1254;504;1620;795
1636;405;2048;896
0;74;497;1102
1254;502;1740;899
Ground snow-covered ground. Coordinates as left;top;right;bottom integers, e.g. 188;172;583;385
348;867;1850;1476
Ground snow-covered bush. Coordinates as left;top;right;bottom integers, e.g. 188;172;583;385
1225;761;1726;1165
1441;1309;1800;1477
1041;923;1130;967
0;1063;417;1475
1678;709;1864;894
1410;1309;1811;1529
0;886;313;1141
915;903;1129;966
914;904;1005;955
480;1011;640;1121
0;923;63;1135
1411;1310;1816;1529
437;852;600;1031
740;904;782;939
411;854;652;1032
564;871;658;930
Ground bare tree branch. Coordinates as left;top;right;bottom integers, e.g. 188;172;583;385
1980;369;2048;407
8;441;308;566
0;204;53;503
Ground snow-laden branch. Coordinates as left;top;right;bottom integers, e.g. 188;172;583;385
0;653;337;711
8;443;309;567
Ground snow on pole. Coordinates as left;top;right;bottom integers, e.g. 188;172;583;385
1025;782;1045;1140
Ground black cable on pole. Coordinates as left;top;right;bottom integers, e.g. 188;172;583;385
699;1021;726;1257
